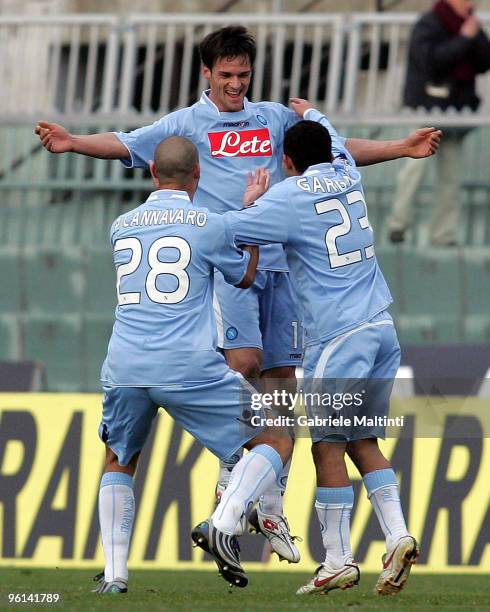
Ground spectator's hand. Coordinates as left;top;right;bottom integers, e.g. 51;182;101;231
460;15;480;38
35;121;73;153
404;127;443;158
243;168;270;207
289;97;314;117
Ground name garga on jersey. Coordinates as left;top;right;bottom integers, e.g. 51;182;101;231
295;173;356;195
113;208;208;230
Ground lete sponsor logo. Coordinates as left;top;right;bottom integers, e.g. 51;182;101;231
208;128;273;157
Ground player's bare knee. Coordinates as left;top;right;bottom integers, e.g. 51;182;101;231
346;441;362;469
312;440;345;465
224;348;262;378
104;446;139;476
246;429;292;464
347;439;390;475
262;366;296;380
273;433;293;463
311;441;324;469
241;357;262;379
261;366;297;396
347;438;378;462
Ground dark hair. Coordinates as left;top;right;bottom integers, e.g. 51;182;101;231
199;26;256;69
284;120;333;174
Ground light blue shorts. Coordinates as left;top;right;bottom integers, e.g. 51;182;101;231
302;311;400;443
99;371;263;466
214;269;304;371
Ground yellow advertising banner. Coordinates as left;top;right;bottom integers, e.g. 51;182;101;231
0;394;489;573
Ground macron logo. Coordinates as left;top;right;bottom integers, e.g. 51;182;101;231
208;128;273;157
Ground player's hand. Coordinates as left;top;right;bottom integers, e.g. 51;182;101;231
404;127;443;158
289;97;314;118
243;168;270;207
35;120;74;153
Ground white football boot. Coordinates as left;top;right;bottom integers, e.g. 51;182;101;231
91;572;127;594
248;508;301;563
296;562;360;595
375;535;419;595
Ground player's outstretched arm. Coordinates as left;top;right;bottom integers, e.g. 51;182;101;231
35;121;129;159
345;127;443;167
288;100;442;167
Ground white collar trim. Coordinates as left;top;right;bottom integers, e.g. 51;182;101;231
147;189;190;202
200;89;250;115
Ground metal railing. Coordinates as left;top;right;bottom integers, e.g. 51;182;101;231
1;12;490;126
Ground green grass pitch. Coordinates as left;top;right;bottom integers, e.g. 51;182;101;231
2;569;490;611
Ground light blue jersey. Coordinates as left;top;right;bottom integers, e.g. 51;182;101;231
226;110;392;346
101;189;250;387
115;92;345;272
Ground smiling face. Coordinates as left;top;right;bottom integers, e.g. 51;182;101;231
202;55;252;113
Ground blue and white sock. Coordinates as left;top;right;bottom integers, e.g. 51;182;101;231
98;472;135;582
258;458;290;516
363;468;409;549
315;486;354;568
212;445;282;535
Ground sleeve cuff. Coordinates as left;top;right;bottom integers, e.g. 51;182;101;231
234;249;251;285
303;107;322;121
113;133;134;168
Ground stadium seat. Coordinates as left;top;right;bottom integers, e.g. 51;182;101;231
0;247;23;312
395;315;460;345
78;193;136;247
22;313;83;391
84;247;116;315
19;204;66;248
399;248;463;318
23;246;85;314
363;186;391;238
462;185;490;246
0;204;29;247
461;248;490;316
57;199;83;246
0;314;20;360
78;195;112;246
82;314;114;392
462;315;490;344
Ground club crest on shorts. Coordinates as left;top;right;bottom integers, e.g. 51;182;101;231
226;326;238;340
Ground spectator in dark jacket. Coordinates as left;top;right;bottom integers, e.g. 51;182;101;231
389;0;490;246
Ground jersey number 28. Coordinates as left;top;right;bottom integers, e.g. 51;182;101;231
114;236;191;305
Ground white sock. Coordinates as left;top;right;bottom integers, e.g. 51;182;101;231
315;486;354;568
217;450;243;490
99;472;135;582
258;458;290;516
363;469;409;550
212;445;282;535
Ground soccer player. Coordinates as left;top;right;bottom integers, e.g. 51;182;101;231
93;135;292;593
225;112;433;595
35;25;440;562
